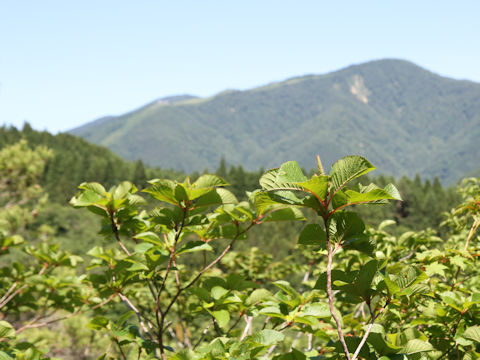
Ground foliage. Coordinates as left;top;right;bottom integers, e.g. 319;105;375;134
2;146;480;359
0;141;88;358
0;124;183;203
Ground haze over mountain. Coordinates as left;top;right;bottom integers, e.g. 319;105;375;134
71;59;480;184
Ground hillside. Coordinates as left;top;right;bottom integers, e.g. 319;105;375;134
71;59;480;183
0;124;182;202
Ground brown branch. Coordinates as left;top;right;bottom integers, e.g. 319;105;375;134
324;216;351;360
109;210;131;256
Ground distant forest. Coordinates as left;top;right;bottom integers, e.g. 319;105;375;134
0;124;461;240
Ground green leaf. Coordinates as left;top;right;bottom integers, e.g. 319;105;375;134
114;181;136;199
0;351;13;360
174;184;189;203
425;262;448;277
213;310;230;329
301;302;330;318
143;179;177;205
273;348;307;360
329;155;375;192
249;329;285;346
356;260;378;298
345;188;400;205
276;161;308;183
367;324;402;356
262;207;305;222
328;211;365;244
134;232;163;246
0;321;15;339
211;286;229;300
297;175;329;200
259;168;281;190
464;326;480;343
193;174;229;188
401;339;433;355
332;190;348;209
259;163;306;192
175;241;213;255
195;188;238;207
245;289;273;306
273;280;302;301
70;190;105;207
78;182;107;196
384;183;402;201
253;191;302;215
298;224;326;246
134;242;154;253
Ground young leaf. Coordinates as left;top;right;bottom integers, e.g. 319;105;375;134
297;175;329;200
329;155;375;193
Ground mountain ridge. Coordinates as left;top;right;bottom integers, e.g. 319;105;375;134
70;59;480;184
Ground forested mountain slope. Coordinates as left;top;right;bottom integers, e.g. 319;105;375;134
0;125;182;202
71;59;480;183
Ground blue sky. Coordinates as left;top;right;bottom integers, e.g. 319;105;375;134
1;1;479;133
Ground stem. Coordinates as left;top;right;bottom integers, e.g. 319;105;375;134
464;218;479;251
109;210;131;256
351;302;389;360
118;292;152;336
156;207;188;357
193;322;213;349
0;263;48;309
451;218;479;290
16;292;117;333
324;216;351;360
114;337;128;360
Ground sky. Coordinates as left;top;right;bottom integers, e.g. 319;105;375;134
1;1;479;133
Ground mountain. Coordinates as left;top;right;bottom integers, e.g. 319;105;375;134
0;124;183;202
70;59;480;183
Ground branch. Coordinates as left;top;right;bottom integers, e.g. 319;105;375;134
240;315;253;340
0;263;48;310
109;210;131;256
118;292;152;336
16;292;117;333
193;322;213;349
351;302;389;360
161;222;255;323
324;217;351;360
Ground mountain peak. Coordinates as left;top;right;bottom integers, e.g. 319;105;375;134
71;59;480;184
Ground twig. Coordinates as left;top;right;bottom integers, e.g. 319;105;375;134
118;292;151;335
0;263;48;309
351;302;389;360
240;315;253;340
114;337;128;360
109;210;131;256
161;222;255;325
193;322;213;349
16;292;117;333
